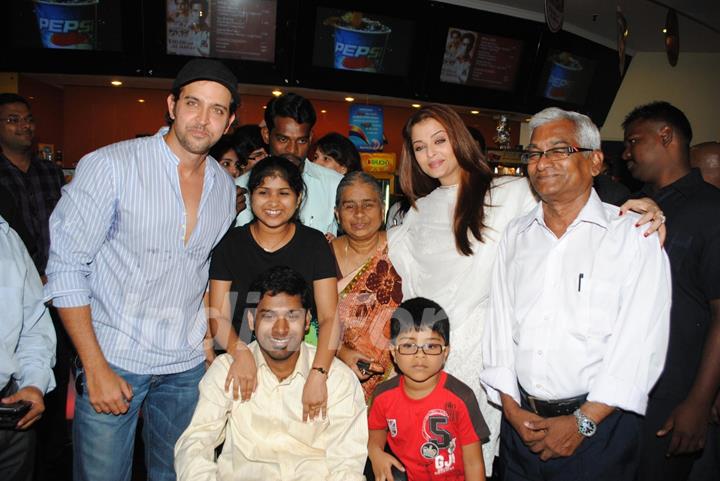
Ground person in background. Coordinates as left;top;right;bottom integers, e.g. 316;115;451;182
622;101;720;481
210;134;246;214
0;213;56;481
481;106;671;481
235;93;343;236
313;132;362;175
331;172;402;400
690;141;720;189
466;125;487;154
368;297;488;481
233;124;268;175
209;134;241;178
0;92;68;481
176;266;366;481
44;58;237;481
208;156;339;422
593;156;631;206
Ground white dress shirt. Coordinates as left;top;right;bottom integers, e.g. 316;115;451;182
480;189;671;415
0;215;56;393
235;158;343;235
174;343;367;481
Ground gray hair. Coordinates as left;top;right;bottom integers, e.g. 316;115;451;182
528;107;601;150
335;171;384;209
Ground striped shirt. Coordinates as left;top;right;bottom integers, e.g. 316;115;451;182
44;128;235;375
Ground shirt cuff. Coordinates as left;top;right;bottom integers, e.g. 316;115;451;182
479;366;521;407
18;367;56;395
588;372;648;415
47;291;91;308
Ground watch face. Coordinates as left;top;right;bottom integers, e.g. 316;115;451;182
579;417;596;436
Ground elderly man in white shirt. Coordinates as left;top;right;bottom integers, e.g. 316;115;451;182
175;266;367;481
480;107;671;481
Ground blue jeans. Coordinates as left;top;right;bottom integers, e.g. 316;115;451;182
73;362;205;481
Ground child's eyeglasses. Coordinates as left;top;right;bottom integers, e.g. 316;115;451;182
395;343;446;356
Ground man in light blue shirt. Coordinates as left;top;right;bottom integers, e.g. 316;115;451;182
44;59;237;481
0;214;56;481
234;93;343;235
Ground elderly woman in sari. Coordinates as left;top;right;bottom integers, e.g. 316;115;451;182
331;172;403;400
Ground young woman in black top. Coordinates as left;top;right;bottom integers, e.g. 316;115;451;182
208;156;338;420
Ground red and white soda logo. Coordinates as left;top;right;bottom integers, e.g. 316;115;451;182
335;43;384;69
39;18;94;47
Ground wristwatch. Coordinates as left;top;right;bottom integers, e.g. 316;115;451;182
573;409;597;437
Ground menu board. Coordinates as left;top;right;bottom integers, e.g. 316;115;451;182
440;27;523;91
166;0;276;62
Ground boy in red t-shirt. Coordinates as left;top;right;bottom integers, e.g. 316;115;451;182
368;297;488;481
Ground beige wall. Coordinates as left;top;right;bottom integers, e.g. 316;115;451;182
601;52;720;143
0;72;19;93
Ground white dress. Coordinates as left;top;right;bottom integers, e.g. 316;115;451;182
388;176;537;474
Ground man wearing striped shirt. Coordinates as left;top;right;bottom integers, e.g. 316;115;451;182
44;59;238;481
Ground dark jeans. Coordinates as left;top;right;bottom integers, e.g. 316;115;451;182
638;396;702;481
0;428;36;481
34;306;73;481
688;422;720;481
498;406;641;481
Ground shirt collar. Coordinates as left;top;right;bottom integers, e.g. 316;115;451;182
251;340;312;382
519;188;609;233
657;169;705;198
0;214;8;233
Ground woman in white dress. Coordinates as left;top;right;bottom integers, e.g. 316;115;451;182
388;105;535;474
388;105;663;475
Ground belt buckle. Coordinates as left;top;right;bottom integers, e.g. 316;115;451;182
526;395;538;414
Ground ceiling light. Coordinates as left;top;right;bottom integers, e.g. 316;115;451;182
320;109;327;114
411;103;421;108
111;80;122;86
470;110;480;115
344;97;355;102
662;27;667;34
137;99;145;103
271;90;282;97
262;106;267;109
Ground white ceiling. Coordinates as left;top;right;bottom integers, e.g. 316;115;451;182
440;0;720;52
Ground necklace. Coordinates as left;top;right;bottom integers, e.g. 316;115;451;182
251;223;294;252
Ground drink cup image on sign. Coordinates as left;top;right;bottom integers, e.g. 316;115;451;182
33;0;98;50
325;11;391;72
544;51;583;101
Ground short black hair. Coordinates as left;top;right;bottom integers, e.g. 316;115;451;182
0;93;31;109
622;101;693;146
208;134;237;161
248;266;312;310
264;93;316;132
315;132;361;172
233;124;267;166
390;297;450;345
466;126;486;153
247;155;305;198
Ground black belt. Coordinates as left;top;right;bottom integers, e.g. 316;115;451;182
519;384;587;417
0;379;17;399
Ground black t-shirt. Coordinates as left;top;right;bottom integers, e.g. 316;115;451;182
209;222;337;342
643;169;720;399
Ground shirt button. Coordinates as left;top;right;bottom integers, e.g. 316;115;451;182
537;350;543;356
536;384;542;389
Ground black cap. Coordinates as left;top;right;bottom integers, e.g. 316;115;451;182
172;59;239;105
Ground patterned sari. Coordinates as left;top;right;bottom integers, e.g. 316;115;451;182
338;243;403;401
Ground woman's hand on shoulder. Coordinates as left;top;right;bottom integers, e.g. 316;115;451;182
225;343;258;401
619;197;667;245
